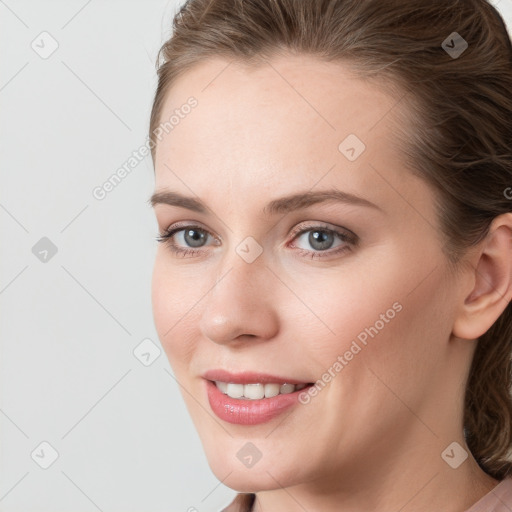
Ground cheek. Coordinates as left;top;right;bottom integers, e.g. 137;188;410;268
295;249;452;389
151;255;171;339
291;267;406;355
330;262;455;424
151;253;199;368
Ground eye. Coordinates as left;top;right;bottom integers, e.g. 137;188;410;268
156;222;357;260
155;224;218;257
288;223;357;259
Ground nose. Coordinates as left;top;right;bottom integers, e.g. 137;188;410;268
198;255;280;345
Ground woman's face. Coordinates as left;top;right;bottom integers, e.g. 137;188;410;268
150;55;470;492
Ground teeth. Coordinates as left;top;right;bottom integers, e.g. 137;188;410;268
226;383;244;398
264;383;280;398
244;383;265;400
280;383;295;394
216;381;228;394
215;381;307;399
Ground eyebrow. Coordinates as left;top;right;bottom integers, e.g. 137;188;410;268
148;188;382;215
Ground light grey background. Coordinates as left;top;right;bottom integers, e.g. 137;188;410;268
1;1;512;511
1;1;236;510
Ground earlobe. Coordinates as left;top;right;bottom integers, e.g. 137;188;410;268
452;213;512;341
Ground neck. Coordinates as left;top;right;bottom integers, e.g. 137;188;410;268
251;434;499;512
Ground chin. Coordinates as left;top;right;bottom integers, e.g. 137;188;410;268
209;464;286;493
202;441;302;492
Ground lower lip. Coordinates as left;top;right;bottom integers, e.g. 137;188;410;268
205;380;311;425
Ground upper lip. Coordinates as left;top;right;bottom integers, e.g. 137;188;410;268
202;369;311;385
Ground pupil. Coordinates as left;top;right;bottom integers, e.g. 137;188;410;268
185;229;205;248
310;230;333;250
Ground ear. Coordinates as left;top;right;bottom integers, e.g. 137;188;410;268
452;212;512;341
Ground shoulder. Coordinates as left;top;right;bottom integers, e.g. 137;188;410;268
220;492;256;512
465;477;512;511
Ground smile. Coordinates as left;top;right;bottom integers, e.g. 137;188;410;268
205;380;314;425
214;381;308;399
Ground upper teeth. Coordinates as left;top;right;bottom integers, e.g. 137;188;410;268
215;381;307;399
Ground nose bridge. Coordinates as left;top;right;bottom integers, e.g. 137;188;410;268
198;243;279;343
213;234;269;300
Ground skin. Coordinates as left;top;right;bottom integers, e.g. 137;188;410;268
150;54;512;511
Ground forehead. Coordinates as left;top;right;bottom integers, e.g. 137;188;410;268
152;54;418;213
157;55;403;154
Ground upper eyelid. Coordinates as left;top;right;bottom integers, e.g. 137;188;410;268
165;223;216;238
291;221;356;237
163;221;349;235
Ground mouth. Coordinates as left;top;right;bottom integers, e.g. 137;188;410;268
203;372;315;425
211;380;312;400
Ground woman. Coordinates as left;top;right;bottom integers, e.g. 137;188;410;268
147;0;512;510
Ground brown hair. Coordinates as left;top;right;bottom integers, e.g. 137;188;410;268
149;0;512;480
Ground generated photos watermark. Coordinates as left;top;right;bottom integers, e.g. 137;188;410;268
298;301;403;404
92;96;198;201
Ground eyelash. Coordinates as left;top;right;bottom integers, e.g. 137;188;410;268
155;222;357;260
